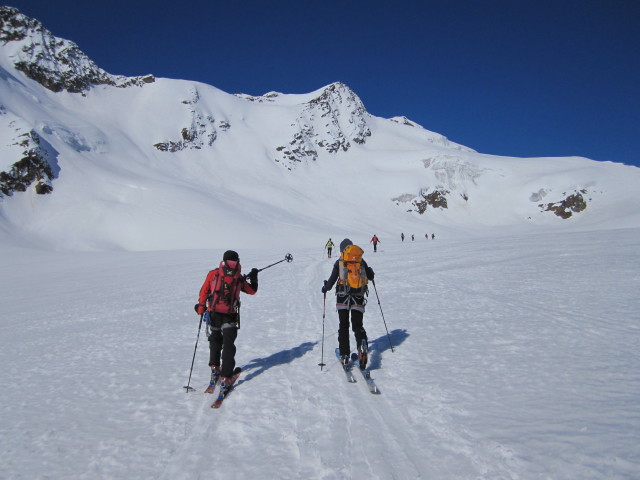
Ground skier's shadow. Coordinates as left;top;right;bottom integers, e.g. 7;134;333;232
368;328;409;371
239;341;317;385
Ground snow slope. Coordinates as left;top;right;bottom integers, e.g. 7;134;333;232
1;9;639;479
2;7;640;251
1;229;638;479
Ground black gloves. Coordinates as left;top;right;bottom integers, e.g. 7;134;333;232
247;268;258;284
367;267;375;281
321;280;328;294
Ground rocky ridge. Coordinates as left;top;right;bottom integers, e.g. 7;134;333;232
0;107;57;197
274;82;371;169
153;87;230;152
0;6;154;94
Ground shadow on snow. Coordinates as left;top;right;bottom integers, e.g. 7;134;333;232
368;328;409;371
239;341;317;384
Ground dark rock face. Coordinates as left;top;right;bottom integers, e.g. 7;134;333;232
412;188;450;214
0;129;56;197
1;6;154;94
539;190;588;219
154;88;224;152
274;82;372;169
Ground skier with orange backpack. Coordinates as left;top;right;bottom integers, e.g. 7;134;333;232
321;239;375;369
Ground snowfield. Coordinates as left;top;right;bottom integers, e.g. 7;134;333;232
1;9;639;478
1;228;638;480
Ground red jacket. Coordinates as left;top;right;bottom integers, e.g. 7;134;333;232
198;262;257;314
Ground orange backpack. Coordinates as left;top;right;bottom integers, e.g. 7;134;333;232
338;245;367;290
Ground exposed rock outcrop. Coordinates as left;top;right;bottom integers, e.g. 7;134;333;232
0;120;58;197
539;190;588;219
153;87;228;152
412;188;450;213
274;82;372;168
0;6;154;94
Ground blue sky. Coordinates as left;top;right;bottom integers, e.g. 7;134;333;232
8;0;640;167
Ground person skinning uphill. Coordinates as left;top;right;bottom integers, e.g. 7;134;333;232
321;238;375;370
194;250;258;392
370;234;380;252
325;238;335;258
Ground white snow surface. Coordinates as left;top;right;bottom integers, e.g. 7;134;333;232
1;11;640;479
1;229;639;480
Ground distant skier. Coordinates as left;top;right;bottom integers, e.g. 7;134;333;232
370;234;380;252
194;250;258;391
432;233;435;240
325;238;335;258
401;233;405;242
322;239;375;370
411;234;414;241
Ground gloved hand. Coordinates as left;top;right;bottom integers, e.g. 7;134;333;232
247;268;258;284
367;267;375;281
321;280;328;294
194;303;206;315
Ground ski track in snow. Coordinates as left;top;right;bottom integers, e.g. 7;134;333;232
1;229;639;479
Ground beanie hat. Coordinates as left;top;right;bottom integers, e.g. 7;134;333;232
339;238;353;252
223;250;239;262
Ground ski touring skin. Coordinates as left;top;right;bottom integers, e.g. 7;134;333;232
211;367;242;409
335;348;357;383
351;353;380;394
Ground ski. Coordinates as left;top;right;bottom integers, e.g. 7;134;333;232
204;381;217;394
356;364;381;394
349;352;380;394
211;367;242;409
335;348;357;383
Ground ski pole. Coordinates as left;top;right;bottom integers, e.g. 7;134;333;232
372;280;394;352
256;253;293;272
318;290;327;370
183;313;204;392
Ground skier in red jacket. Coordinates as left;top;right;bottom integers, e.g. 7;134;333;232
195;250;258;389
370;234;380;252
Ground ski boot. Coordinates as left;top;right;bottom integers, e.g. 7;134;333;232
219;367;242;392
358;339;368;370
340;354;352;371
205;366;221;393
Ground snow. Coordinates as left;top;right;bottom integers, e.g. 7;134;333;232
1;229;639;479
3;50;640;251
2;9;640;479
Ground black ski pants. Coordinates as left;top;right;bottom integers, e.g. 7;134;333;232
338;308;367;357
208;313;238;378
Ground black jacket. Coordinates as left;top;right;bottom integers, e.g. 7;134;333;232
325;258;374;305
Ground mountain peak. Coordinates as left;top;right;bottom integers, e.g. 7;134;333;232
0;6;154;93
